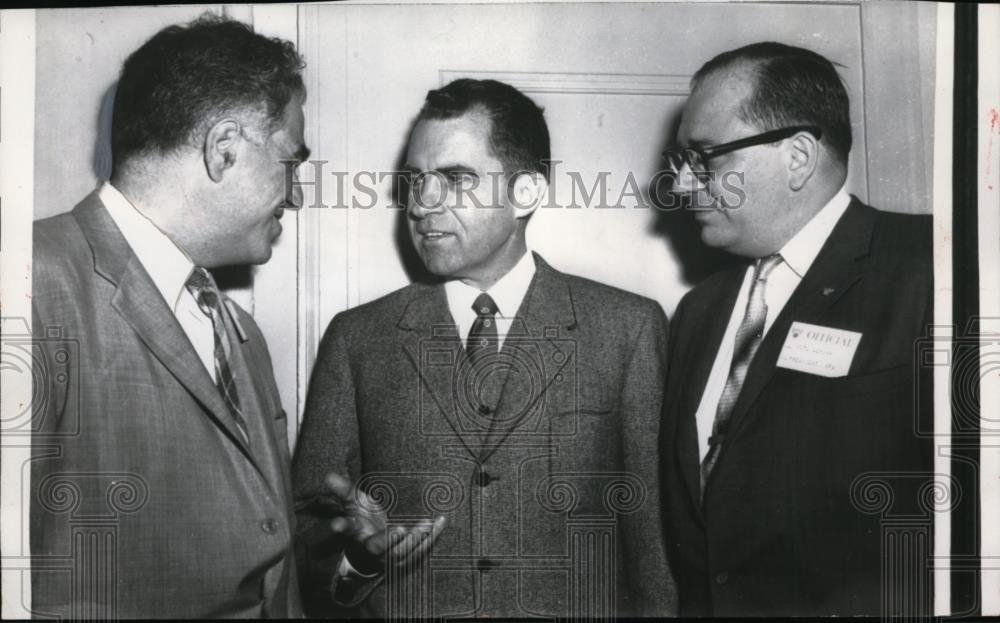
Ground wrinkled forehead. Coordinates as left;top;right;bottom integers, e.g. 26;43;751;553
679;67;756;144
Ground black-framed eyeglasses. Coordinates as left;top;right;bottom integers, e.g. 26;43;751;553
662;125;822;174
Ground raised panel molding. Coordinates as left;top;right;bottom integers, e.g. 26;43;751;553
438;70;691;96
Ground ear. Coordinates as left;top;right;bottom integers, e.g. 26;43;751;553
203;119;242;183
785;131;819;192
508;171;548;220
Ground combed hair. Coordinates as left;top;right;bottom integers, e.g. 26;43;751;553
692;42;852;164
110;13;305;171
417;79;551;181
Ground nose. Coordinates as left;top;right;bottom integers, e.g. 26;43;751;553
407;171;447;218
672;161;708;193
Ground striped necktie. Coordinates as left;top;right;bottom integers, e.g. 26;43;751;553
185;267;249;445
701;254;783;495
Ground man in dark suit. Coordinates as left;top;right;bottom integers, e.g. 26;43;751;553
659;42;933;616
31;16;308;617
293;79;675;617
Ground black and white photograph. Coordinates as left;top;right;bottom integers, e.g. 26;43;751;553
0;0;997;619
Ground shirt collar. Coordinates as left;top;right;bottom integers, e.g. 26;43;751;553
778;184;851;278
444;251;537;319
99;182;197;312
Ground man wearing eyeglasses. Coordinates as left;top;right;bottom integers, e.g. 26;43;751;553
659;42;933;616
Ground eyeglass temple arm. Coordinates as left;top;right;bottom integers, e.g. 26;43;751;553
702;125;823;159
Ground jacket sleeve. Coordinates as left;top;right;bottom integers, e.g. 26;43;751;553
618;300;678;616
291;313;383;613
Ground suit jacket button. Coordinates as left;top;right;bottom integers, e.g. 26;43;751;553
478;404;492;415
475;468;495;487
261;518;278;534
715;571;729;585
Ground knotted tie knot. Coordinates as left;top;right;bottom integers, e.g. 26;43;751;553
755;253;783;283
185;267;220;313
472;292;499;318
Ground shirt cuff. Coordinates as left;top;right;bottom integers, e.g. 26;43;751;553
338;552;380;579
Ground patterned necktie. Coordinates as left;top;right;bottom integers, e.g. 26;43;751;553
467;292;500;362
701;254;783;494
185;267;249;445
465;292;504;435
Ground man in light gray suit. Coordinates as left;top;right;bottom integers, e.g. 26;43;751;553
293;79;675;618
31;16;308;618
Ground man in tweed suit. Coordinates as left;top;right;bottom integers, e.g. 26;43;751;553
293;79;675;617
31;16;308;617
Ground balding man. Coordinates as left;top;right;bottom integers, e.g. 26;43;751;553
659;42;932;616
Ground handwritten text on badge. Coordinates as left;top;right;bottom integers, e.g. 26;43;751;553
776;322;862;378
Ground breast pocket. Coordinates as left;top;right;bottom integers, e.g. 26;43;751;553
826;364;911;397
548;402;621;472
776;363;916;468
776;364;913;420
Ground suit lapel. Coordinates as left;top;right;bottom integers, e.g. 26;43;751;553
721;199;875;449
478;255;576;463
397;284;483;459
673;269;746;518
73;195;255;458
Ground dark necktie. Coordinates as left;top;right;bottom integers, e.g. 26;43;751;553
465;293;504;433
466;292;500;362
185;267;249;444
701;254;783;494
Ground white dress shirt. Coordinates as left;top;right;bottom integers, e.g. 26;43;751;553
100;182;218;380
444;250;537;349
694;186;852;461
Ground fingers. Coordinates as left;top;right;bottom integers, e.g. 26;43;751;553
324;471;447;567
331;514;379;544
324;472;355;501
401;515;446;563
383;528;417;564
386;515;447;567
330;515;363;540
362;526;396;556
330;516;352;534
326;472;382;517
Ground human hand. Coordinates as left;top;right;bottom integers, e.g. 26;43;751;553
325;473;447;574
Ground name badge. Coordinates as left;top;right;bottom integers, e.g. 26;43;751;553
776;321;862;378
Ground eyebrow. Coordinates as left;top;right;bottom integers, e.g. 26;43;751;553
294;145;311;162
402;164;479;177
437;165;478;177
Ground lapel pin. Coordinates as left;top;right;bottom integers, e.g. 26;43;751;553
822;287;836;296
